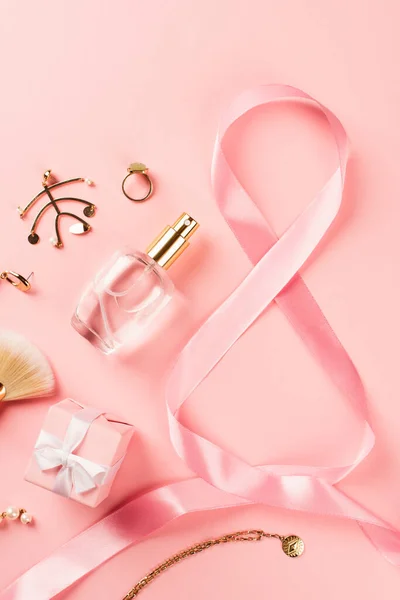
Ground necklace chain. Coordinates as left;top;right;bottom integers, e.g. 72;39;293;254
122;529;301;599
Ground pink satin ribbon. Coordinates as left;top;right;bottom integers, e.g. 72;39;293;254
2;85;399;600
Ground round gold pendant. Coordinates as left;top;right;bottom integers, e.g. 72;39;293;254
282;535;304;557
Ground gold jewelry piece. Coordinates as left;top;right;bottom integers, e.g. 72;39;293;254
0;270;32;292
123;529;304;599
0;506;33;525
18;169;96;249
282;534;305;557
122;163;153;202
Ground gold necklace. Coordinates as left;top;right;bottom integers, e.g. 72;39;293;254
122;529;304;599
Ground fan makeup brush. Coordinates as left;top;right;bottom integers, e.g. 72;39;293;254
0;331;55;404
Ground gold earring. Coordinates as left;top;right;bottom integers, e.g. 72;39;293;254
0;270;32;292
122;162;153;202
1;506;33;525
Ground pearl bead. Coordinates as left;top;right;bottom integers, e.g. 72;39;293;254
20;512;33;525
5;506;20;520
49;237;62;248
85;178;93;186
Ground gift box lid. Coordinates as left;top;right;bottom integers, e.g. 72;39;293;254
41;398;134;466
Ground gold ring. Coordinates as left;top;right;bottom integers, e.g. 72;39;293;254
122;163;153;202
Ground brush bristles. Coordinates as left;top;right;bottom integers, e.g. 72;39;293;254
0;331;55;402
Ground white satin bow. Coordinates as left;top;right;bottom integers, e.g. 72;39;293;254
34;406;111;498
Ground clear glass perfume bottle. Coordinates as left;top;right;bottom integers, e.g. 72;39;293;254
72;213;199;354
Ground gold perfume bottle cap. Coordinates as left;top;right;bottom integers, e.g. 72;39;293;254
146;213;199;269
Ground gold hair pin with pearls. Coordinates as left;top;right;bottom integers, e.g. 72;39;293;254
17;169;96;249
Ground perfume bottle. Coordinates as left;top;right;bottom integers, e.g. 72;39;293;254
72;213;199;354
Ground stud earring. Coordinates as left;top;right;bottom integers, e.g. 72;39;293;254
0;270;33;292
17;169;96;249
122;162;153;202
1;506;33;525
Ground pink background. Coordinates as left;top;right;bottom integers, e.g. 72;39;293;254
0;0;399;598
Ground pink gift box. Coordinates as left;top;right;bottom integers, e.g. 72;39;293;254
25;399;134;507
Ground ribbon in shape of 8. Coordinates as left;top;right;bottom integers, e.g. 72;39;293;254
167;84;399;561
